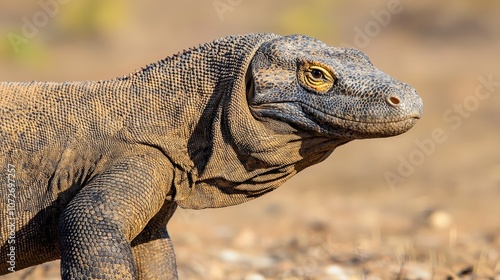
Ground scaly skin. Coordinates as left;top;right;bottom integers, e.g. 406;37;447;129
0;33;423;279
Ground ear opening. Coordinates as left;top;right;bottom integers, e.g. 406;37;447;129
245;66;255;103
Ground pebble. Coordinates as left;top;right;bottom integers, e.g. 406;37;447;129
244;273;266;280
218;249;275;267
234;227;257;248
428;210;452;229
325;265;349;280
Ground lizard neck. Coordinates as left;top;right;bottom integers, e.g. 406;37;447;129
115;34;305;209
113;33;278;161
113;33;349;209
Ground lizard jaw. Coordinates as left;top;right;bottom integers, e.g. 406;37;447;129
250;102;421;139
300;102;421;138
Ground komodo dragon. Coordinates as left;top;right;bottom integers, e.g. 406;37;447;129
0;33;423;279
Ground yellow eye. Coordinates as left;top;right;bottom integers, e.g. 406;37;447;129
298;63;335;93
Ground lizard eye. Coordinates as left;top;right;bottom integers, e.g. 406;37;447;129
311;69;324;80
298;62;335;93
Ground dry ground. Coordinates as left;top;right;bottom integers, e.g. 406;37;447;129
1;1;499;279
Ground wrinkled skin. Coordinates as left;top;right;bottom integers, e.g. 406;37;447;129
0;34;422;279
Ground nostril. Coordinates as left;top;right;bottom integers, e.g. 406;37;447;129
387;96;401;107
389;97;400;105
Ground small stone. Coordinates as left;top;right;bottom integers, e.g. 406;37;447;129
244;273;265;280
325;265;348;280
219;249;240;263
428;210;452;229
218;249;275;267
234;227;257;248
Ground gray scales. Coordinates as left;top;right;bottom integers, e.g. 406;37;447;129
0;33;423;279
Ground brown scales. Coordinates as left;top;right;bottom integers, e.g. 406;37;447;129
0;33;422;279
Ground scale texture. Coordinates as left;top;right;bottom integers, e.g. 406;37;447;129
0;33;423;279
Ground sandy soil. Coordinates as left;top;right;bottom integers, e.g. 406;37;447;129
1;1;499;279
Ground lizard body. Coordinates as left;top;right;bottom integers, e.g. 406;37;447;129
0;33;422;279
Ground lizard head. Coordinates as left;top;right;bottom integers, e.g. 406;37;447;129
246;34;423;140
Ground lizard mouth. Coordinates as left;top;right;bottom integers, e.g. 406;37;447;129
301;102;421;138
300;103;421;124
251;102;420;138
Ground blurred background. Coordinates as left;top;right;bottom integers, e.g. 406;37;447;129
1;1;499;279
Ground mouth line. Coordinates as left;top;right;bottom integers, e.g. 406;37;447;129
253;102;420;125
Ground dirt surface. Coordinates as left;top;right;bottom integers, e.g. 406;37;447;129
1;1;500;279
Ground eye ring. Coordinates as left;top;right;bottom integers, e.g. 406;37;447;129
298;62;335;93
307;66;333;84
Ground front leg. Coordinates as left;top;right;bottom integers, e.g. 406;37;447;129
58;153;174;279
132;201;178;280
